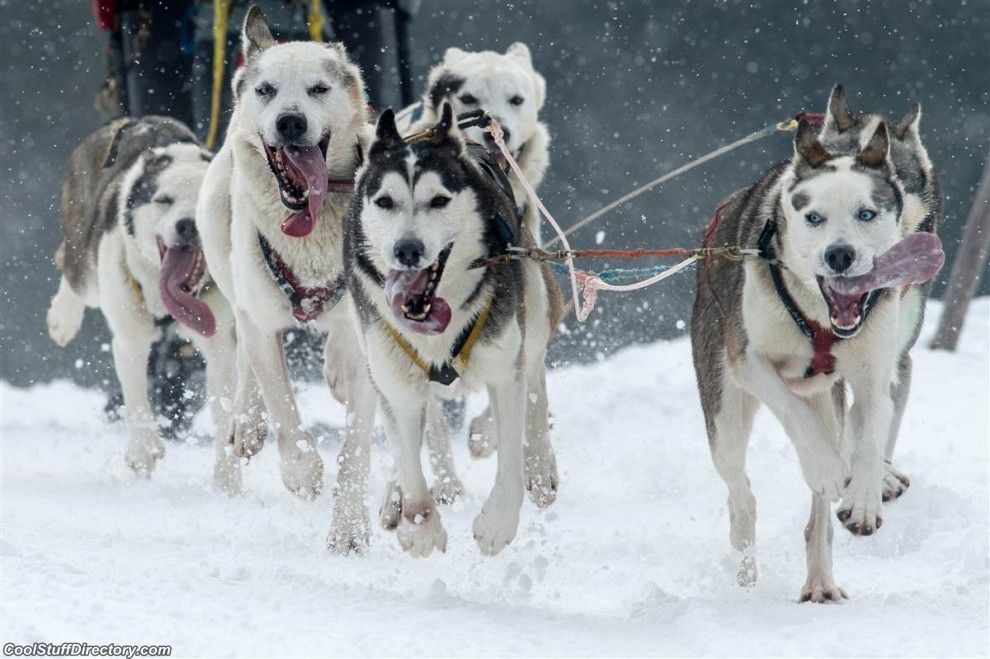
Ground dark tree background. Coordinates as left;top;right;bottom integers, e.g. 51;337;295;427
1;0;987;387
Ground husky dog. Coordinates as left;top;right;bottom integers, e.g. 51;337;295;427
394;43;552;488
196;6;378;548
46;117;241;486
345;105;563;556
691;89;943;601
818;85;943;502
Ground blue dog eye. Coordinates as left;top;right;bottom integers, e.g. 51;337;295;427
805;211;824;226
857;209;877;221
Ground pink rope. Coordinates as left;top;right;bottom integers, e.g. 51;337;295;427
486;122;698;321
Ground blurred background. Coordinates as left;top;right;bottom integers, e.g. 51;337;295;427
2;0;988;391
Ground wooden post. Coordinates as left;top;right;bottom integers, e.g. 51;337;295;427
930;149;990;351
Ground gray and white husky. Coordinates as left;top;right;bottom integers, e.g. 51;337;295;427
345;105;563;556
196;5;378;543
46;117;241;486
691;87;943;601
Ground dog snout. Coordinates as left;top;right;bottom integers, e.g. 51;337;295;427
393;238;425;269
276;112;308;144
175;218;198;243
825;244;856;274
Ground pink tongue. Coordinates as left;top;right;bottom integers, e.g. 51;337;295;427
159;246;216;337
385;269;452;335
280;145;328;238
827;233;945;297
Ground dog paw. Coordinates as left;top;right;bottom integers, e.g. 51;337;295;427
397;504;447;557
882;462;910;502
279;443;324;500
468;411;497;458
327;508;371;556
125;433;165;476
212;450;243;496
798;444;847;502
524;451;559;508
379;479;403;530
799;574;848;603
837;475;883;535
431;478;465;505
472;494;522;555
229;413;267;460
737;552;758;587
46;300;83;348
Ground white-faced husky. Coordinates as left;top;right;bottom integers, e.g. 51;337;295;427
691;88;943;601
393;43;553;494
196;5;378;543
345;105;564;556
46;117;242;487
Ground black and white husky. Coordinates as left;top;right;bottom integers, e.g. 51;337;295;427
691;87;943;601
46;117;241;486
197;5;378;541
345;105;564;556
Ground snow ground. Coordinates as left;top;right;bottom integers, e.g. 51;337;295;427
1;300;987;657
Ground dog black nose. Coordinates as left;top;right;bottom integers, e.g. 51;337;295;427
484;125;510;144
393;238;425;268
175;218;197;242
276;113;308;143
825;244;856;274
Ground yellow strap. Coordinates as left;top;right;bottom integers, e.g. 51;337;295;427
384;301;492;379
308;0;325;42
127;271;145;306
205;0;233;151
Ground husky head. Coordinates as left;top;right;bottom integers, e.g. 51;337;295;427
232;5;367;236
819;84;934;230
778;118;906;337
424;43;546;155
121;143;216;336
353;104;505;336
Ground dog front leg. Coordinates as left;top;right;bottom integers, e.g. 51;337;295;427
800;493;847;603
735;355;847;501
524;365;558;508
837;376;894;535
237;312;323;499
112;334;164;476
382;398;447;556
473;375;526;555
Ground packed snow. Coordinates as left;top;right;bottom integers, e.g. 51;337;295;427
2;300;987;656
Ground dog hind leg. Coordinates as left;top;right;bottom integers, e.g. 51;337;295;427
467;398;497;458
524;365;558;508
425;389;465;504
882;352;912;502
47;275;86;347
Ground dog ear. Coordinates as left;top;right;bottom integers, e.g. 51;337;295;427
857;121;891;168
326;41;347;57
242;5;275;60
375;109;403;145
893;102;921;140
199;149;214;163
531;70;547;110
506;42;534;68
442;47;469;66
794;119;832;168
825;84;855;133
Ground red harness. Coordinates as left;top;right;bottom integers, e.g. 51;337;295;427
258;234;345;323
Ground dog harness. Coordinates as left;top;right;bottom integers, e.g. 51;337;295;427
258;233;346;323
756;218;879;378
325;144;364;193
384;301;493;386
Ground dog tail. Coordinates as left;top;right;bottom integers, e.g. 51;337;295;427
46;275;86;347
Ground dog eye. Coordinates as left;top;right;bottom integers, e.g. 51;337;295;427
458;94;478;105
805;211;824;226
509;95;524;106
374;195;394;210
255;82;276;98
857;209;877;222
154;195;174;206
430;195;451;209
309;83;330;96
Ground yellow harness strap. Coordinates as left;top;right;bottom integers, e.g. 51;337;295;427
307;0;326;42
385;301;492;382
205;0;233;151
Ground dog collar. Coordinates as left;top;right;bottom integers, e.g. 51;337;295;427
258;233;345;323
385;300;492;386
326;144;364;193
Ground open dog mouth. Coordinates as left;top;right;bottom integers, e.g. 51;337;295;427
384;245;453;335
157;236;216;337
262;135;330;238
817;232;945;338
